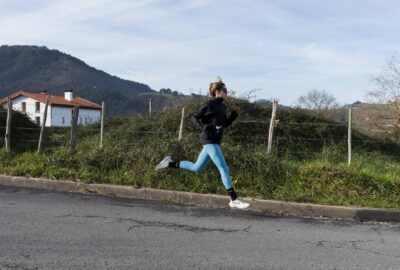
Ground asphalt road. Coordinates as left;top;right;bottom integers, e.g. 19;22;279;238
0;185;399;270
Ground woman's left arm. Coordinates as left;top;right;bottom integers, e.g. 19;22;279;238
225;110;238;128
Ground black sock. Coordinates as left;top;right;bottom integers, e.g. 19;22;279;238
168;161;180;168
227;188;238;201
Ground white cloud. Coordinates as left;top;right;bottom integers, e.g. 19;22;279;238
287;43;377;78
1;0;400;104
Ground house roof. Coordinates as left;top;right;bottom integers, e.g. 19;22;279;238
0;91;102;110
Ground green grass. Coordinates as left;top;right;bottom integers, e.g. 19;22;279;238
1;99;400;209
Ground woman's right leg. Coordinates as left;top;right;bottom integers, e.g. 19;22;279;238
178;146;211;173
203;144;233;190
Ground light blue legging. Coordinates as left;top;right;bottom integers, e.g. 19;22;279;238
179;144;233;189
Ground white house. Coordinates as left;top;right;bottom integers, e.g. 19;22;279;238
0;90;102;127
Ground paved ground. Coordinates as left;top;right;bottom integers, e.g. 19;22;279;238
0;185;400;270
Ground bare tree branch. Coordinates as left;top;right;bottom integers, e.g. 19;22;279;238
296;88;339;117
367;54;400;143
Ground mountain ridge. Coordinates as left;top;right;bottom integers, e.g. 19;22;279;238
0;45;187;114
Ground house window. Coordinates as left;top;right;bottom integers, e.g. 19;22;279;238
80;117;82;124
90;118;92;124
62;117;65;124
21;102;26;112
35;117;40;125
35;102;40;113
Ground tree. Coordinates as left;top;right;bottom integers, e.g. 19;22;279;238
296;88;339;116
367;54;400;143
159;88;172;94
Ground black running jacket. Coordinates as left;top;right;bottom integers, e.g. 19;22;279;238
192;97;238;145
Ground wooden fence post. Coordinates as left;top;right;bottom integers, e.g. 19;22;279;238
178;107;185;141
348;107;352;166
70;106;79;150
267;100;277;156
100;101;105;148
149;98;152;115
37;94;50;153
5;97;12;151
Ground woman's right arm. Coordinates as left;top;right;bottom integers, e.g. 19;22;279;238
192;102;210;129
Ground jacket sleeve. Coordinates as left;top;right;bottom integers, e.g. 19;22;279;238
192;102;209;129
225;110;238;128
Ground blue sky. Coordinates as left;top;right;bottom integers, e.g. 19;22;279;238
1;0;400;105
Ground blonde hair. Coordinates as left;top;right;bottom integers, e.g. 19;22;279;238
209;77;226;97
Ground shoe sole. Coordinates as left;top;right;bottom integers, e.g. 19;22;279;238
155;156;172;170
229;204;250;210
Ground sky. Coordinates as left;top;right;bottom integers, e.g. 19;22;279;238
1;0;400;106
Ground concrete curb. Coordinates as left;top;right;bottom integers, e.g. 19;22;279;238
1;174;399;222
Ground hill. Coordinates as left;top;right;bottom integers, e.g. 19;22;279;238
331;102;397;142
0;45;190;115
1;98;399;209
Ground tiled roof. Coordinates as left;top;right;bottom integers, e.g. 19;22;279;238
0;91;102;110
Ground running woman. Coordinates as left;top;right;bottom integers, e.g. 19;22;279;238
155;78;250;209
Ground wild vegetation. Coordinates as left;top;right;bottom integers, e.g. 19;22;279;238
0;98;399;208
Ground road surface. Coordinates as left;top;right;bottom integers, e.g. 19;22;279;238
0;185;399;269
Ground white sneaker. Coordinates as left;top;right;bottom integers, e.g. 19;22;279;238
155;156;173;170
229;198;250;209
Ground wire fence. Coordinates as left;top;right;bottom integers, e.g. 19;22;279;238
2;100;400;161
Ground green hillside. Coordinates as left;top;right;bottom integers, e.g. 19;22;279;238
0;98;399;208
0;107;40;151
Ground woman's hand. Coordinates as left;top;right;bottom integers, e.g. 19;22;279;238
226;110;238;127
230;110;238;119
